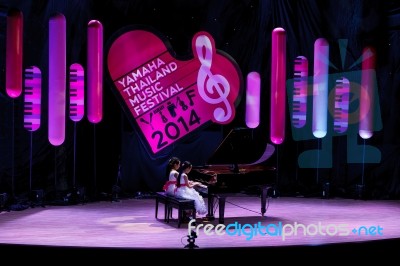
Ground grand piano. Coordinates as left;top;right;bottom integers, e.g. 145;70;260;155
191;127;276;224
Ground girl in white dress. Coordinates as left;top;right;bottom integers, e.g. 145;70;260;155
175;161;208;216
162;157;180;196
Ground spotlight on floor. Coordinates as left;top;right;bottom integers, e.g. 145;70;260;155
112;185;121;202
63;187;86;205
0;193;9;212
355;184;365;199
184;230;199;249
30;189;45;207
74;186;86;204
322;182;330;199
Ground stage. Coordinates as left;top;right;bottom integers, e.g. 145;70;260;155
0;195;399;260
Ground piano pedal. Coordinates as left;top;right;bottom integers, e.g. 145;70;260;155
200;216;213;223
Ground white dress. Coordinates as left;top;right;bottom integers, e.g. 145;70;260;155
175;173;207;215
163;169;179;196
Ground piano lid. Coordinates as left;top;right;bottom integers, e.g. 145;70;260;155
206;127;275;166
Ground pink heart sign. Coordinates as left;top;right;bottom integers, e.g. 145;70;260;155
107;27;242;154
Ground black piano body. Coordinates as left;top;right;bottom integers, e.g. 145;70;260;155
191;127;276;224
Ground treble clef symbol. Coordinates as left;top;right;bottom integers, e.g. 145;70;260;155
195;34;232;123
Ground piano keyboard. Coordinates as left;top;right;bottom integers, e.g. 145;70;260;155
69;63;85;122
333;77;350;134
292;56;308;128
24;66;41;131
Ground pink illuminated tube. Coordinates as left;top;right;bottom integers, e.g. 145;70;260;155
87;20;103;124
359;47;376;139
270;27;286;144
312;38;329;139
6;8;23;98
246;71;260;128
48;13;66;146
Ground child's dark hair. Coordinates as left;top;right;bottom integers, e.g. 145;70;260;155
176;161;192;188
166;157;180;179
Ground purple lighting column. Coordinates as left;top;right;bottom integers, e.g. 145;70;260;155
246;71;260;128
87;20;103;124
270;27;286;144
6;9;23;98
48;13;66;146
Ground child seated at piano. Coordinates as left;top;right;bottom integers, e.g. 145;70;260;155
162;157;181;196
175;161;208;216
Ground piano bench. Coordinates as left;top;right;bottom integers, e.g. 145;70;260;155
155;192;196;228
155;192;169;222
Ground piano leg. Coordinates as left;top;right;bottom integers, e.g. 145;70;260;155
260;185;271;216
205;193;226;224
205;193;215;221
218;196;226;224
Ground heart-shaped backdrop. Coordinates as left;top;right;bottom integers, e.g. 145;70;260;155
107;26;243;154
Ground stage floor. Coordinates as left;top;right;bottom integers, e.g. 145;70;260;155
1;195;399;259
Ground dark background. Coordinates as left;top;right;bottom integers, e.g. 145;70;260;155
1;0;399;204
